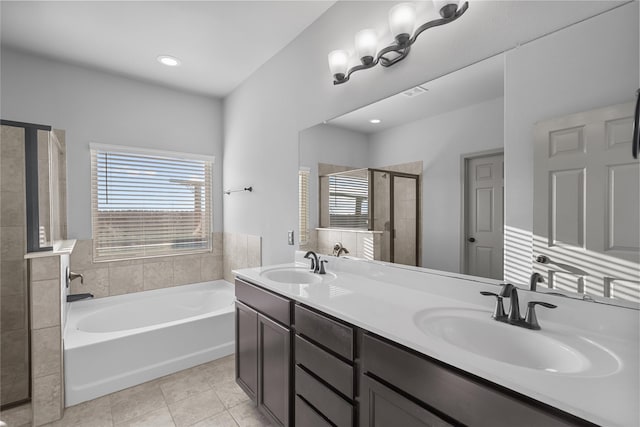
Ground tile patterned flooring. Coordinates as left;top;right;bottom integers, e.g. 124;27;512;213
0;355;272;427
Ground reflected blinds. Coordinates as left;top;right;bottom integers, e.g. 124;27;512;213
329;175;369;229
90;144;213;261
299;168;310;244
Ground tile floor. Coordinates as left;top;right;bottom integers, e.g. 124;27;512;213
0;355;273;427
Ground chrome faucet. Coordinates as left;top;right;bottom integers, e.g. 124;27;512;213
304;251;319;273
69;271;84;285
481;283;557;330
529;272;544;291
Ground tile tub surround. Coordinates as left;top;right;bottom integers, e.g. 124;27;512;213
69;234;223;299
25;355;271;427
316;228;382;260
234;253;640;427
222;232;262;283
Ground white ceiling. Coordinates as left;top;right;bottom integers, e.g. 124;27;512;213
329;53;504;134
0;1;335;98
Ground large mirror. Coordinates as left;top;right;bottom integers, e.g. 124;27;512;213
299;3;639;307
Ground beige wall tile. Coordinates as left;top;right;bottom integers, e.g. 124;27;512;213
1;190;25;227
233;234;248;269
212;232;223;257
32;327;61;378
1;226;25;261
32;373;62;426
0;401;32;426
31;279;60;329
109;264;143;296
0;294;26;332
0;149;25;192
70;239;93;270
70;267;109;298
1;329;28;371
201;254;222;281
30;256;60;281
174;256;201;286
1;260;26;297
247;235;261;268
223;257;232;284
143;260;174;290
340;232;357;255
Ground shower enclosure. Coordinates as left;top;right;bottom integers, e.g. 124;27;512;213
0;121;66;409
321;168;420;266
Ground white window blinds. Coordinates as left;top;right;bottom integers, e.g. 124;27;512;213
328;174;369;229
298;168;310;244
91;144;213;262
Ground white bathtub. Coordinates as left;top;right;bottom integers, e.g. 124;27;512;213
64;280;235;406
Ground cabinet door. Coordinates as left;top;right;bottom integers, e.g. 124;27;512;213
360;375;454;427
236;301;258;401
258;313;291;427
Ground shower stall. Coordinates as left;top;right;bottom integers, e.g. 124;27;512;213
320;168;420;266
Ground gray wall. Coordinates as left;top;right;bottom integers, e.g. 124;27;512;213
0;48;224;239
369;97;504;272
503;3;639;284
223;1;628;266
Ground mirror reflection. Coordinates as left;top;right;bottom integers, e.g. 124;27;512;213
299;6;639;307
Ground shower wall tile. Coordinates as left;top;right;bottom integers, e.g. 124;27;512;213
1;227;25;261
70;266;110;298
32;326;61;378
1;190;25;227
30;256;60;281
31;279;61;330
1;261;26;297
32;373;62;426
69;239;93;270
0;294;26;332
201;254;223;281
223;232;262;283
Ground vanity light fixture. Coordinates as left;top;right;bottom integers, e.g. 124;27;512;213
157;55;181;67
328;1;469;85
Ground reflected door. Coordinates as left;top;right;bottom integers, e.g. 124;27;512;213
533;102;640;302
465;153;504;280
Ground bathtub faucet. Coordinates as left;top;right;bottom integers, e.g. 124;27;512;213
67;293;94;303
69;271;84;285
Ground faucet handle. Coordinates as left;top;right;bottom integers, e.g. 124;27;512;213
318;259;328;275
480;291;506;319
524;301;557;330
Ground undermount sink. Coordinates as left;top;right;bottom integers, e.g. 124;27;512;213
413;308;620;376
260;267;335;285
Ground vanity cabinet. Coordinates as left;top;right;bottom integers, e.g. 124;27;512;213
293;304;356;427
235;278;293;427
360;333;595;427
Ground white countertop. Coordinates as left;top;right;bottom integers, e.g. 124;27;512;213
234;254;640;427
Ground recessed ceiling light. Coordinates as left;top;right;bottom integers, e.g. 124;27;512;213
157;55;181;67
369;119;381;124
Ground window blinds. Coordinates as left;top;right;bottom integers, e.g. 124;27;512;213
90;145;213;261
328;174;369;229
298;169;310;244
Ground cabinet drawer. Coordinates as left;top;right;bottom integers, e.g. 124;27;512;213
295;335;353;398
235;278;291;326
295;396;333;427
294;304;354;360
361;333;587;427
295;365;353;427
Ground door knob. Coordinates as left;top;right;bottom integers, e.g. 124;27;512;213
468;237;476;242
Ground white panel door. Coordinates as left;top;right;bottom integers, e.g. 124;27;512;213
533;102;640;302
466;153;504;280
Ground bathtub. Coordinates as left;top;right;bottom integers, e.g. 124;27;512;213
64;280;235;406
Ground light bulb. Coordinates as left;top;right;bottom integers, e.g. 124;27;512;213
433;0;460;18
389;3;417;46
157;55;181;67
328;50;349;82
355;29;378;65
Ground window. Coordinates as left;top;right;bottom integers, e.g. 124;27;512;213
298;168;310;244
90;144;214;261
328;172;369;229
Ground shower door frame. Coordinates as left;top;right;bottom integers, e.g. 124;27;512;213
369;168;420;266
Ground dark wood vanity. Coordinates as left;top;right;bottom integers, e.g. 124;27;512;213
234;277;597;427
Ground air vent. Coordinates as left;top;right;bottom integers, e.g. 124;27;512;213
402;86;428;97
